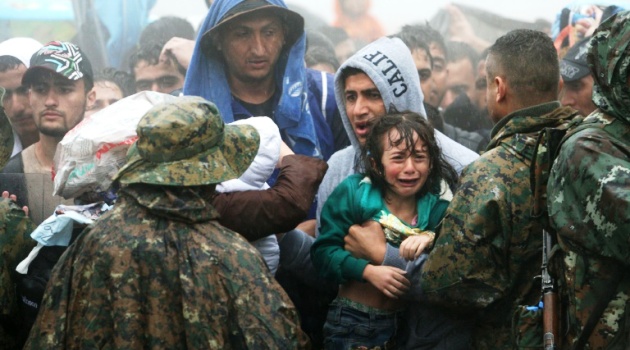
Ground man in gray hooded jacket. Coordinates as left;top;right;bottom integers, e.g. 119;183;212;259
316;36;478;257
281;36;478;273
280;36;478;349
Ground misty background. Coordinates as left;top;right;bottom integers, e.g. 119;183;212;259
1;0;628;72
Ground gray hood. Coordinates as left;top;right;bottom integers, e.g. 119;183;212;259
334;37;478;173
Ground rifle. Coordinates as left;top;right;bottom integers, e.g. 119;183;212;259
531;124;578;350
542;228;559;350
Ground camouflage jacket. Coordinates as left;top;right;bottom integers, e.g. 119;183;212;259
24;184;310;349
548;111;630;350
547;11;630;349
0;198;35;348
421;102;577;349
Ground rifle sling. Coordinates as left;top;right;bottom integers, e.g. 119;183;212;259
572;266;622;350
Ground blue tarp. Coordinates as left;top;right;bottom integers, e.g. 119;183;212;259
94;0;156;68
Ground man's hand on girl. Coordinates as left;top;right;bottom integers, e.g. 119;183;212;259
362;265;409;299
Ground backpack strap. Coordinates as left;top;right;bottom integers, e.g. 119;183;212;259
529;112;582;220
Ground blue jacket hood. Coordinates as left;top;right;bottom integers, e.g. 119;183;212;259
183;0;322;158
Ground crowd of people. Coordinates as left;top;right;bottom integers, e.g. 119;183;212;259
0;0;628;349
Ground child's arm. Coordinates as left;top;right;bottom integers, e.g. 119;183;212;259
362;264;410;299
311;175;370;284
399;231;435;261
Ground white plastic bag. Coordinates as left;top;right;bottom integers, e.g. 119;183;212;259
53;91;178;199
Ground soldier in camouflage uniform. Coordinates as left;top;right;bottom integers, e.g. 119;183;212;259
24;96;310;349
420;29;578;349
1;86;37;348
548;11;630;349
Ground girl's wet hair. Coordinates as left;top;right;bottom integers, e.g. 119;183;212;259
359;111;458;197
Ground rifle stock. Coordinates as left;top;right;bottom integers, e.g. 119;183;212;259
543;290;558;349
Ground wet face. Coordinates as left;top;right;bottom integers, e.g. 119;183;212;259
29;72;94;138
411;48;437;107
429;43;447;106
441;57;476;109
85;80;124;117
560;75;597;117
0;64;37;139
381;128;431;202
133;58;185;94
344;72;386;145
218;13;286;85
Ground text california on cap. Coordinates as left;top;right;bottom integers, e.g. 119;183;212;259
0;87;14;169
22;41;93;86
200;0;304;57
560;37;591;83
114;96;260;187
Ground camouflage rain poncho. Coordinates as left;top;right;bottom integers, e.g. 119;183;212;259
547;11;630;349
24;184;310;349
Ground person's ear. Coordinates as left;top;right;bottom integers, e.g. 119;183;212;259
370;155;381;175
86;88;96;111
495;76;507;103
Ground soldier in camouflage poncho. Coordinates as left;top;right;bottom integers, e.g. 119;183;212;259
0;86;37;348
24;97;310;349
420;30;578;349
548;11;630;350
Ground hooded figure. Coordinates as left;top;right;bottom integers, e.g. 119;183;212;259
0;37;43;68
24;97;310;349
317;36;479;224
548;11;630;349
184;0;348;161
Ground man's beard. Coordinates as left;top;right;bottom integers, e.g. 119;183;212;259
38;124;69;138
38;101;87;138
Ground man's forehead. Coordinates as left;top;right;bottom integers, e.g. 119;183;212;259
134;59;180;75
344;71;377;91
565;75;592;89
29;70;76;86
429;42;446;60
411;48;431;69
0;63;26;75
222;11;283;30
0;64;26;87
